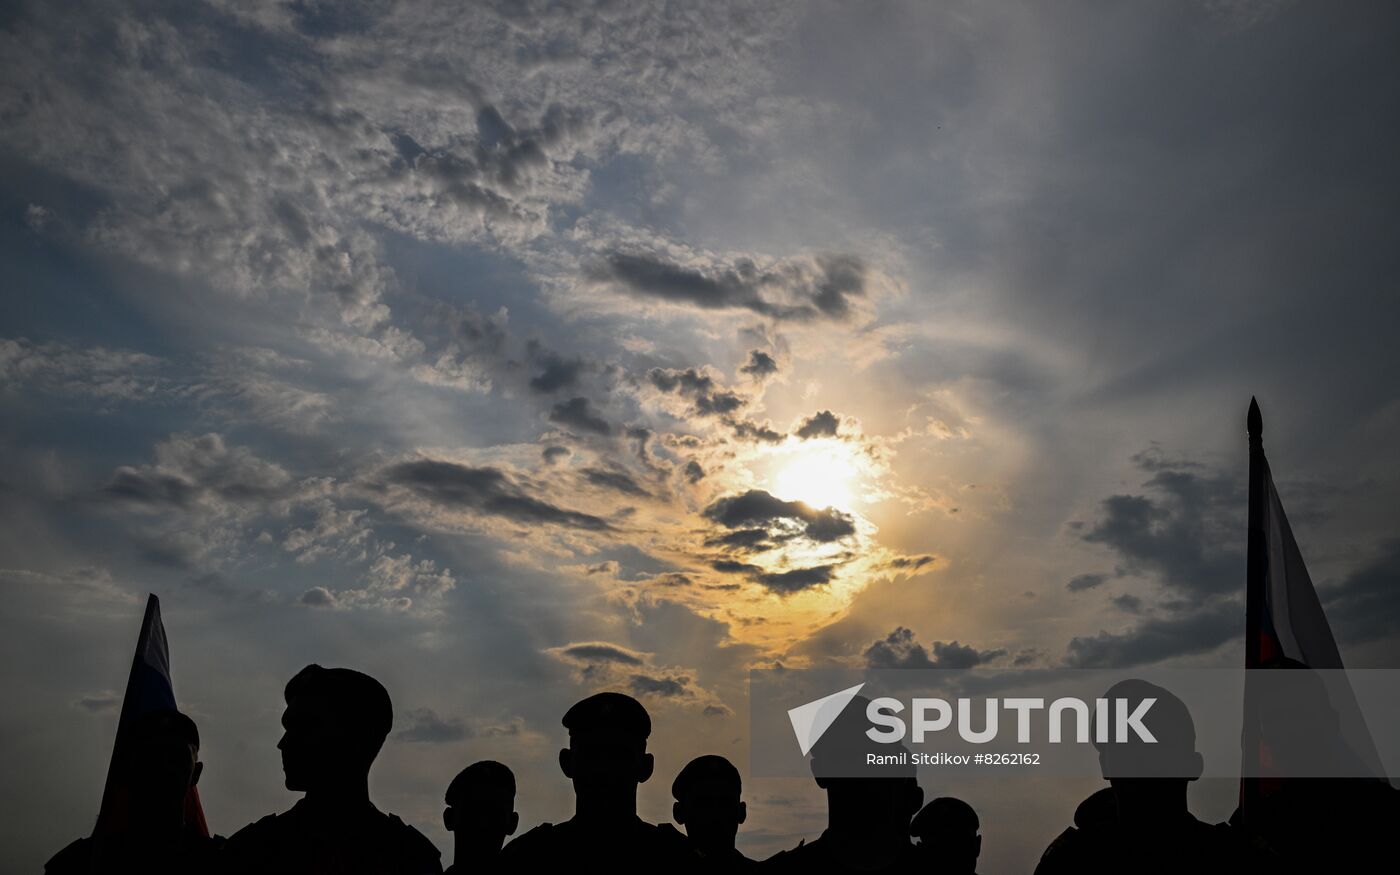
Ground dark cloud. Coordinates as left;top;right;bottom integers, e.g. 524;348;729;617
581;466;651;498
682;460;705;483
885;555;936;572
548;397;612;435
542;445;572;465
98;433;291;512
528;350;584;393
630;673;690;698
864;627;1007;670
794;410;841;440
695;390;744;416
706;528;773;550
397;707;467;743
739;349;779;379
300;586;337;607
625;427;652;460
1079;453;1242;597
1067;573;1109;592
730;419;784;444
1320;540;1400;646
705;557;836;594
383;459;612;530
703;489;855;542
595;252;868;322
1065;600;1239;668
554;642;646;666
74;692;121;713
755;565;836;594
648;367;746;417
103;469;198;508
1112;594;1144;613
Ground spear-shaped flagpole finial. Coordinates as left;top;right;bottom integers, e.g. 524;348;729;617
1247;396;1262;448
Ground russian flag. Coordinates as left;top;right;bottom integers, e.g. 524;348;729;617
1242;399;1386;804
93;594;209;838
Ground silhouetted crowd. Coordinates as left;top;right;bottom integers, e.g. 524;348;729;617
48;666;1400;873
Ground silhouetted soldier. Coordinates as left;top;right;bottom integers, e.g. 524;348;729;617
443;760;518;875
1034;679;1267;875
671;754;754;868
47;709;223;873
498;691;690;869
765;695;923;873
221;664;442;874
910;796;981;875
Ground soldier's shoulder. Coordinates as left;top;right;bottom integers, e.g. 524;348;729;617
223;809;294;863
44;837;92;874
500;821;558;859
1033;825;1083;875
763;837;815;870
227;810;286;842
383;812;443;870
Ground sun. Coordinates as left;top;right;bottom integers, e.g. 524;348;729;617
770;441;861;511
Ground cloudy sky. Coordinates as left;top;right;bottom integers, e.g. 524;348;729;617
3;1;1399;871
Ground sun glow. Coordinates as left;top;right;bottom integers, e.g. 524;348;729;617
770;441;862;511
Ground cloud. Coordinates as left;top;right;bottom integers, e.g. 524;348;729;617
703;489;855;544
1067;573;1109;592
794;410;841;439
647;367;746;417
581;466;652;498
73;691;121;713
739;349;779;379
1320;540;1400;646
864;627;1007;669
730;419;785;444
682;460;705;483
884;555;936;572
629;673;691;698
528;349;584;393
548;397;612;435
1065;601;1239;668
1112;594;1144;613
300;586;338;608
593;251;871;322
381;459;613;531
542;446;572;465
754;565;836;594
547;642;648;666
99;433;292;514
1077;452;1242;597
1;338;167;403
397;707;467;743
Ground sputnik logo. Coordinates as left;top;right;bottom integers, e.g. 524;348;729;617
787;682;865;756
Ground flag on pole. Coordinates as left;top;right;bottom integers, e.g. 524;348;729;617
93;593;209;838
1242;398;1385;809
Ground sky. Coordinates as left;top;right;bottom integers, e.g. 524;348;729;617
2;1;1399;871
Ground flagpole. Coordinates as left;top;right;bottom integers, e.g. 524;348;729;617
1242;398;1266;822
1246;398;1265;670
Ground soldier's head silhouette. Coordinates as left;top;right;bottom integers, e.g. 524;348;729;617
124;708;203;828
809;695;923;836
558;691;654;818
911;796;980;874
671;754;746;854
277;664;392;793
445;760;518;861
1092;679;1202;819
